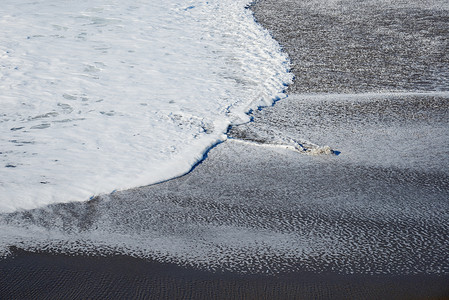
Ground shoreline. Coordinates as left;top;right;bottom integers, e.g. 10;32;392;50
2;0;449;298
2;248;449;299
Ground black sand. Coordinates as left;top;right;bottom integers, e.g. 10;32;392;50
2;248;449;299
251;0;449;93
2;0;449;299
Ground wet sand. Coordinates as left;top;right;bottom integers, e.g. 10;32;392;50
2;248;449;299
2;0;449;299
251;0;449;93
2;95;448;298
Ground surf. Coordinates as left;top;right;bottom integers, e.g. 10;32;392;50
0;0;292;212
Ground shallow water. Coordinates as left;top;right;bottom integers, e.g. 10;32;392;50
2;93;448;275
252;0;449;93
1;0;448;278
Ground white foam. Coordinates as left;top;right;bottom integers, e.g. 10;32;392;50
0;0;292;212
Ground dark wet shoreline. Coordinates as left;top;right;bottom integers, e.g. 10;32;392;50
3;93;449;298
2;248;449;299
2;0;449;299
250;0;449;93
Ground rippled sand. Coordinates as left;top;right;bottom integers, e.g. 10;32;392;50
2;0;449;298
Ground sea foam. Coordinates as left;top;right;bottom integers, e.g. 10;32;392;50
0;0;292;212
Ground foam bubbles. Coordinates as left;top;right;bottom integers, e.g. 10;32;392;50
0;0;292;212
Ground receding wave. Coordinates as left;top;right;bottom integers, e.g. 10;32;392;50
0;0;292;213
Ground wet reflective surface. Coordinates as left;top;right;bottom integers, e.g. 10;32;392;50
251;0;449;93
2;92;448;276
1;0;449;298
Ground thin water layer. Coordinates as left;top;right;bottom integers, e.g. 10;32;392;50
251;0;449;93
1;93;448;275
1;0;448;278
229;92;449;173
0;0;291;212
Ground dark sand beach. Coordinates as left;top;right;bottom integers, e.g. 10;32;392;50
2;0;449;299
2;248;448;299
